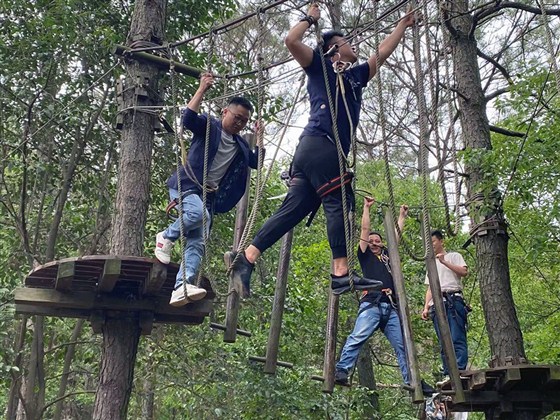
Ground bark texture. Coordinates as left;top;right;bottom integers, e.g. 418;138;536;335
93;0;166;418
449;0;526;368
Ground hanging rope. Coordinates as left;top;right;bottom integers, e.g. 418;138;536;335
315;22;358;288
411;0;433;260
226;10;268;274
169;47;190;300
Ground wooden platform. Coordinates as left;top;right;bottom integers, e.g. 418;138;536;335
14;255;215;334
443;365;560;417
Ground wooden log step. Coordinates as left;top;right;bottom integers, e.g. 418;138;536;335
209;322;251;337
248;355;293;369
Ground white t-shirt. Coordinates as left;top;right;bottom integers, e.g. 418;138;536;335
425;251;467;306
206;131;238;188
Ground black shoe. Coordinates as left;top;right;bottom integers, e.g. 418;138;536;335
334;369;349;386
421;379;436;396
224;251;253;298
331;272;383;295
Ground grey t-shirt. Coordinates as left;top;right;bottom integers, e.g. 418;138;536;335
206;130;239;188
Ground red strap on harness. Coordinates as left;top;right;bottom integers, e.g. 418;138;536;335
316;172;353;198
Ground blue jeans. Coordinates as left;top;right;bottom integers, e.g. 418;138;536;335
336;301;409;383
431;296;468;374
164;189;210;289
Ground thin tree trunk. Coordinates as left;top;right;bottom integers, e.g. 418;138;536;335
92;1;166;418
52;319;85;420
6;316;28;420
356;345;380;416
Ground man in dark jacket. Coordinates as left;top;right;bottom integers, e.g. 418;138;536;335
155;73;259;306
226;4;417;298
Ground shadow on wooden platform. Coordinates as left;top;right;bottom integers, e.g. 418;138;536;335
442;364;560;418
14;255;215;334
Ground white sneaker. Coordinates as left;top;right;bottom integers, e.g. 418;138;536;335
436;376;450;387
169;284;207;307
155;231;174;264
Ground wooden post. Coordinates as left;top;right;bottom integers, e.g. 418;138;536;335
224;133;255;343
322;290;339;393
264;229;294;374
423;219;465;403
383;210;424;403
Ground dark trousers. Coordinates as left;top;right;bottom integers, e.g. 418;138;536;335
252;135;354;259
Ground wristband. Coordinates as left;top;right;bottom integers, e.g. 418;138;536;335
299;15;317;27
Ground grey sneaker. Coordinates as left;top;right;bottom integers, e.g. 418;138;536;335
155;231;174;264
224;251;253;298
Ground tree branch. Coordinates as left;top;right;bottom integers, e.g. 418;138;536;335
489;125;525;138
477;48;513;84
475;2;560;23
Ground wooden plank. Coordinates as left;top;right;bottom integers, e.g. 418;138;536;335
545;365;560;388
264;229;293;375
469;371;487;390
248;355;293;369
322;290;339;394
139;311;153;335
143;261;167;295
14;287;213;317
500;367;521;392
209;322;251;337
16;303;206;326
98;259;122;292
55;261;75;291
90;310;104;334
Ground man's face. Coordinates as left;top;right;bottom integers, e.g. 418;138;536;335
222;104;250;135
432;235;444;253
329;36;358;63
368;233;383;255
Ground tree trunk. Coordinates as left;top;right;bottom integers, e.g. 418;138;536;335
449;0;526;368
356;345;380;416
53;319;85;420
92;1;166;418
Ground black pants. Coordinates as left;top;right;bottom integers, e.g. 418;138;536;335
252;135;354;259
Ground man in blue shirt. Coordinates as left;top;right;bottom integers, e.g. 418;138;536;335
226;5;417;297
155;73;260;307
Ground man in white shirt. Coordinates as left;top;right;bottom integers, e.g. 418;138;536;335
422;230;469;380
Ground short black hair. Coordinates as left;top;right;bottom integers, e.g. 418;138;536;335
431;230;444;240
369;231;383;240
228;96;253;113
318;30;344;54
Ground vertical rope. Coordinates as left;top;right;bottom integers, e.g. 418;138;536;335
411;0;433;259
314;23;356;286
198;30;215;286
169;47;188;292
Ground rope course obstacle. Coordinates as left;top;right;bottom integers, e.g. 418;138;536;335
13;0;560;417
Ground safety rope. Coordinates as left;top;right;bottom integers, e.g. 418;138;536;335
226;10;268;275
169;47;189;300
314;23;357;289
411;0;433;260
